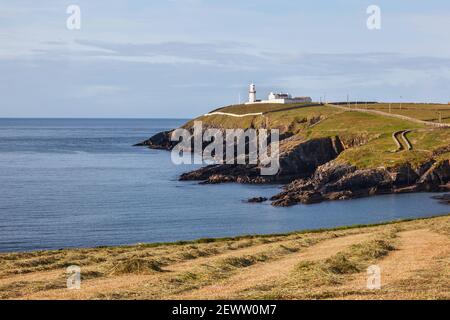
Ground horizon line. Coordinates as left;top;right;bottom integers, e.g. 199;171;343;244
0;117;191;120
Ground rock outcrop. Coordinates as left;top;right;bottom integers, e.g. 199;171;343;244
136;127;450;207
247;197;268;203
417;160;450;191
431;194;450;205
271;159;450;206
180;136;344;184
134;130;175;150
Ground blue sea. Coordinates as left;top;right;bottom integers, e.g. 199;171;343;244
0;118;448;252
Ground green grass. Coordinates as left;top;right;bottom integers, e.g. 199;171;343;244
213;102;316;114
184;105;340;133
184;102;450;169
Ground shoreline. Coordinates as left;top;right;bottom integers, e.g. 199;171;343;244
2;213;448;255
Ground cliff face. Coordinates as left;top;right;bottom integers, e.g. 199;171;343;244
179;136;345;184
277;136;344;179
136;120;450;206
418;160;450;190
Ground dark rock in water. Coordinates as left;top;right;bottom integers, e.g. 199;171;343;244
431;194;450;205
247;197;268;203
134;130;175;150
182;165;271;184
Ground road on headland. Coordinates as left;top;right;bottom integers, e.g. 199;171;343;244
203;111;263;117
392;130;413;152
206;103;450;128
327;103;450;128
204;103;323;118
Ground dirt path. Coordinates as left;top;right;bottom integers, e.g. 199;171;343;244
400;130;412;150
392;130;413;152
203;111;263;117
328;103;450;128
179;232;374;299
392;130;404;152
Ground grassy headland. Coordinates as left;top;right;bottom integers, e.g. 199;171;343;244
141;101;450;205
186;102;450;169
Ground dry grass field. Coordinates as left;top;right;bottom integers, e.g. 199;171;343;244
1;215;449;300
365;103;450;124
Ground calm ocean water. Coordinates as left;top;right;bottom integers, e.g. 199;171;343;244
0;118;448;252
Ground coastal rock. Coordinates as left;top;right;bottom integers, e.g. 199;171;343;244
271;159;450;207
247;197;268;203
181;164;263;183
134;130;175;150
417;160;450;191
276;136;344;179
432;194;450;205
388;163;420;187
322;168;393;194
180;136;344;183
137;127;450;207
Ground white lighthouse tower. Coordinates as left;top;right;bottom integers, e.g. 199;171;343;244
248;83;256;103
245;82;312;105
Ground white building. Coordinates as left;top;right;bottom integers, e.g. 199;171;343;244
248;83;256;103
245;83;312;105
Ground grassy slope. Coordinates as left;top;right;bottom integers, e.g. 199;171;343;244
184;103;450;169
0;215;448;300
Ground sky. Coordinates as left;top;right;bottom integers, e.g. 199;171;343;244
1;0;450;118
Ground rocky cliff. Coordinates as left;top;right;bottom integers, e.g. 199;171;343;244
179;135;344;184
270;159;450;206
136;115;450;206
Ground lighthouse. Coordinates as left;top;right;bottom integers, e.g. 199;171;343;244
248;83;256;103
245;83;312;105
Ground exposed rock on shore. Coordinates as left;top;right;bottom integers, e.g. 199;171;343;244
180;136;344;184
270;160;450;206
247;197;268;203
180;164;271;184
134;130;175;149
417;160;450;191
137;122;450;206
432;194;450;205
